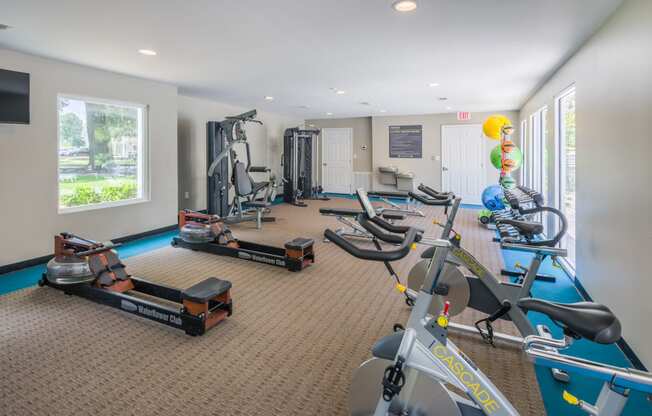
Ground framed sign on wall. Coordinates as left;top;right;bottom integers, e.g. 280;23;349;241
389;125;422;158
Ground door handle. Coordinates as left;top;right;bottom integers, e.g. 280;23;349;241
323;163;327;166
442;167;448;171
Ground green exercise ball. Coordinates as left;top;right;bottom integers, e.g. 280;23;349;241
490;145;523;172
490;145;503;170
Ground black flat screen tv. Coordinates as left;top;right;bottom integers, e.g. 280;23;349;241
0;68;30;124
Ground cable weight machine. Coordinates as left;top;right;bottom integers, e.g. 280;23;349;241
282;127;329;206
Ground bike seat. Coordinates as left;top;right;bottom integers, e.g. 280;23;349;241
518;298;621;344
497;219;543;236
372;331;403;360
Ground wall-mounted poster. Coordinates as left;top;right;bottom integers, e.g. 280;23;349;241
389;125;422;158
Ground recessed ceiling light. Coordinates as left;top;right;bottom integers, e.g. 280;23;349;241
379;109;387;113
392;0;417;12
326;112;333;116
308;124;316;127
335;90;346;95
264;96;274;101
438;97;448;101
138;49;157;56
429;82;440;87
446;106;452;110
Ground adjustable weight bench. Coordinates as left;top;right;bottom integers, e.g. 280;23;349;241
230;161;276;229
319;207;405;241
366;190;425;217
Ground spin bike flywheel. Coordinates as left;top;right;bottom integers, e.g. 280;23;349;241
407;259;470;316
349;358;463;416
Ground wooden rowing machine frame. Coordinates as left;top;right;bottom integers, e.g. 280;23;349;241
171;210;315;272
39;233;233;336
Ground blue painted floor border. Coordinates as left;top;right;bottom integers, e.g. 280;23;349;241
1;203;649;415
323;192;483;210
500;238;649;415
0;230;177;296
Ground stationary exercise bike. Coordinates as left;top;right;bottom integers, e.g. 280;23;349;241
405;196;570;345
324;228;652;415
343;189;570;381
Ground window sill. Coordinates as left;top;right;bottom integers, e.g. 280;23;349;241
558;257;576;280
58;197;150;215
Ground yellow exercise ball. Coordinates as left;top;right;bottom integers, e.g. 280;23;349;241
483;115;513;140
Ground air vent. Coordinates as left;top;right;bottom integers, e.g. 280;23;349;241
438;97;448;101
0;24;11;30
359;102;370;106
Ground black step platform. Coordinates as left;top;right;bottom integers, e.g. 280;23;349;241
182;277;232;303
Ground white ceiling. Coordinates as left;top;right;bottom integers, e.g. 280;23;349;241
0;0;622;119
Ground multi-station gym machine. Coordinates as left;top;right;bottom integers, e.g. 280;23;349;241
207;110;277;228
172;112;316;272
282;127;329;207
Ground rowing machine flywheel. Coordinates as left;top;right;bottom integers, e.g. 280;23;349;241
45;256;95;286
179;223;216;244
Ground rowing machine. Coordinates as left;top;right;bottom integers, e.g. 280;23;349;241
171;210;315;272
39;233;233;336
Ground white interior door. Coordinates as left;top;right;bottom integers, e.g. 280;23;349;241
441;124;489;205
321;128;353;194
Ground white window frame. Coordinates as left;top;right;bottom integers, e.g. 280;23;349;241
540;107;549;200
520;119;527;186
527;106;548;195
554;85;577;273
57;94;150;214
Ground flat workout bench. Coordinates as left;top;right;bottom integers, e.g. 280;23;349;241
319;207;405;240
366;190;425;217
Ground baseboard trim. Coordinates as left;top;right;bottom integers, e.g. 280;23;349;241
571;275;593;302
111;224;178;244
617;338;648;371
0;254;53;276
572;274;647;371
0;224;178;276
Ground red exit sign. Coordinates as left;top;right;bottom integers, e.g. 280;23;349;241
457;112;471;121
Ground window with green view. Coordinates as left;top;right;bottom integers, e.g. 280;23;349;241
57;96;147;212
557;87;576;267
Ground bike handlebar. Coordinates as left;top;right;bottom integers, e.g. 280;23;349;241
358;215;423;244
409;192;453;206
324;227;419;262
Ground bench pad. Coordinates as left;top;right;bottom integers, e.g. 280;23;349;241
367;190;410;198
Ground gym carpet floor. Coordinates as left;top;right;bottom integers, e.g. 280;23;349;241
0;199;644;415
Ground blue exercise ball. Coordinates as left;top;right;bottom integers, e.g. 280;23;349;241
481;185;505;211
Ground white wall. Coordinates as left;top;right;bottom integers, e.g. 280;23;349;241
0;48;178;266
371;111;519;192
177;95;302;210
520;0;652;366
